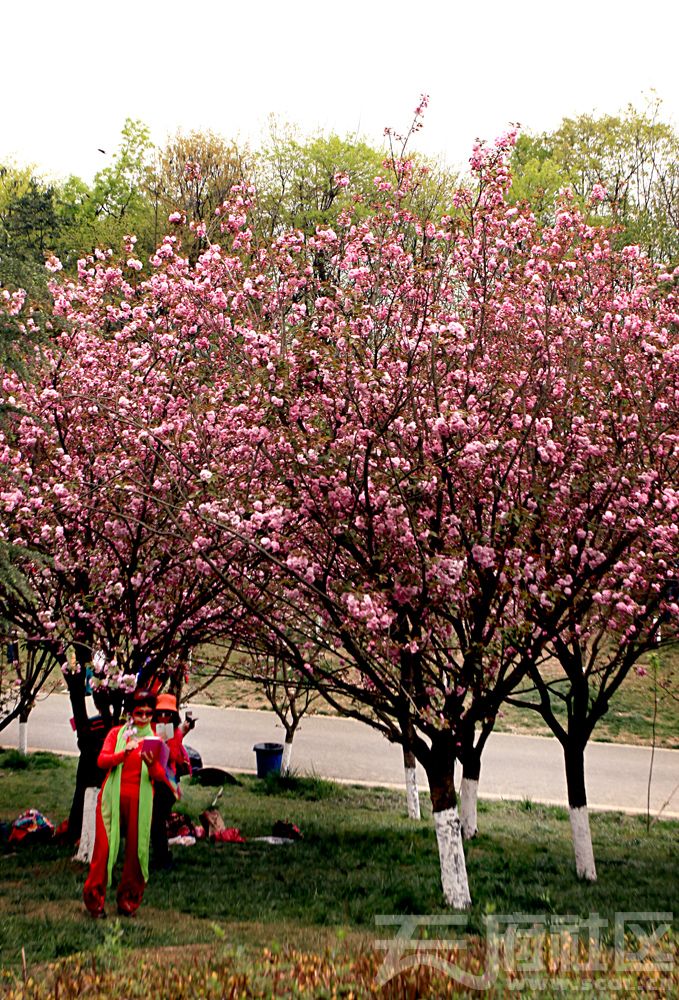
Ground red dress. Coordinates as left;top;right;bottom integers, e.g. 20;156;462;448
83;726;167;916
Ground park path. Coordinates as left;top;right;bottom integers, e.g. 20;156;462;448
2;693;678;819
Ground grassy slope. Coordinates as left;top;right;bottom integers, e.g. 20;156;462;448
494;649;679;748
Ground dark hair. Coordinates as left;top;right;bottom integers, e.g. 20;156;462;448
127;689;156;713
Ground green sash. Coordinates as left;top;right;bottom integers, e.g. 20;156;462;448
100;722;154;886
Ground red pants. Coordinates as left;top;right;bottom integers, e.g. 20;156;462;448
83;788;146;915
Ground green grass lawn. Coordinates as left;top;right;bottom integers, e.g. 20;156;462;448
0;751;676;997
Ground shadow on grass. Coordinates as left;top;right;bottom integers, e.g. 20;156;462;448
0;749;62;771
251;771;342;801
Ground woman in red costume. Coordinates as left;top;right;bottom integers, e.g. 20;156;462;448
83;689;170;918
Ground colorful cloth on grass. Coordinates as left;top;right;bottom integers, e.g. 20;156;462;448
212;827;246;843
8;809;54;844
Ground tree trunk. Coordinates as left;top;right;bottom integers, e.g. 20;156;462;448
64;663;89;740
564;743;597;881
18;710;28;756
460;777;479;840
426;732;471;908
433;807;471;909
73;787;99;863
403;748;421;820
460;747;481;840
281;734;293;775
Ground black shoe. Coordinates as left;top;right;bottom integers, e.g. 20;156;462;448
90;909;107;919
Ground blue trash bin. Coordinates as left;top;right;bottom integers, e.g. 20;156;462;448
253;742;284;778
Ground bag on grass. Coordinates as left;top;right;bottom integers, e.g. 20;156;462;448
272;819;302;841
200;808;226;839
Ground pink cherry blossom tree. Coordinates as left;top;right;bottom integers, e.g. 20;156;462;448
123;126;544;905
0;245;243;738
159;130;676;900
446;193;679;860
3;106;676;907
497;222;679;877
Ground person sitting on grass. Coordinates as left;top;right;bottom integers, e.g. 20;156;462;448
83;689;172;918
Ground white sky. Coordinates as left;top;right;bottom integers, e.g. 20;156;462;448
2;0;677;182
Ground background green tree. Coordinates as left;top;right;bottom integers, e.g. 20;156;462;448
145;129;250;259
510;99;679;264
47;119;157;266
253;121;385;237
0;163;57;302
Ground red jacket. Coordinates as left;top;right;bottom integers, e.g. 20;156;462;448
98;726;168;792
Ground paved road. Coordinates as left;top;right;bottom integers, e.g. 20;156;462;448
3;694;678;818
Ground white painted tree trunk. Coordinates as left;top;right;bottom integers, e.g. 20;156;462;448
281;737;293;776
18;721;28;755
74;787;99;863
433;807;472;908
460;777;479;839
569;805;597;881
404;765;421;820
